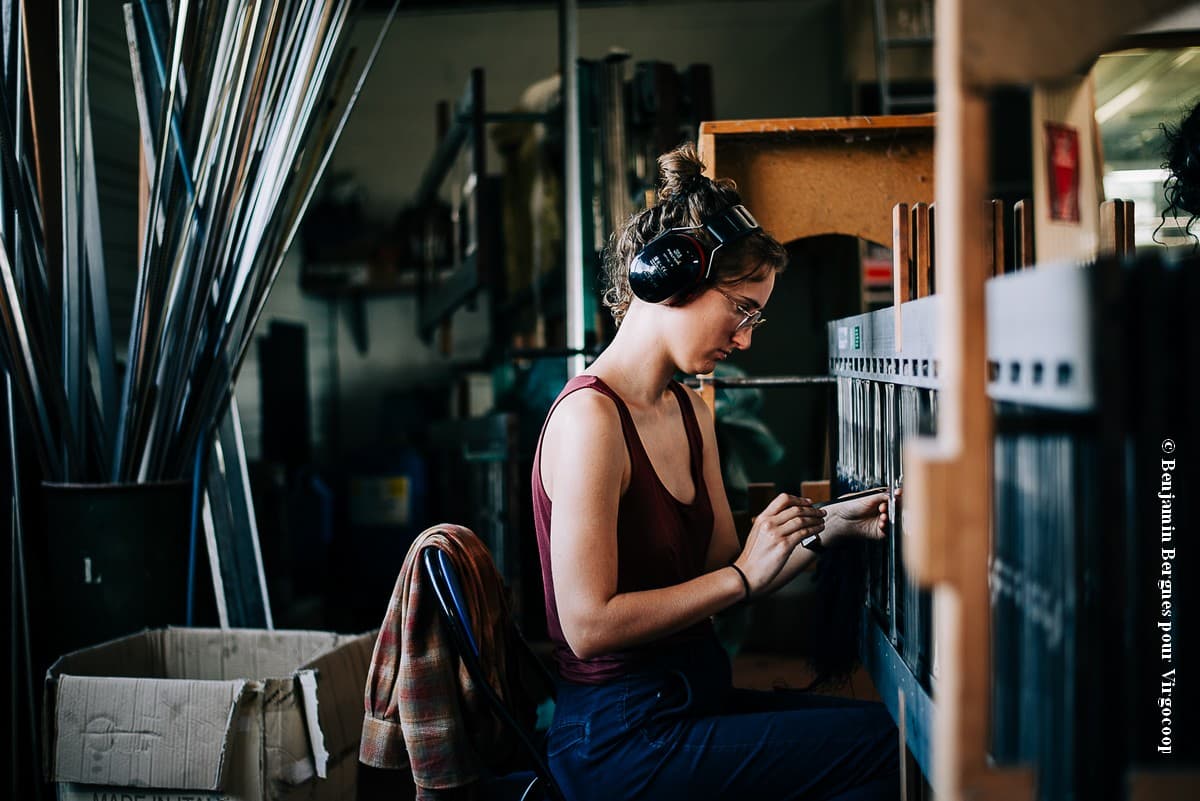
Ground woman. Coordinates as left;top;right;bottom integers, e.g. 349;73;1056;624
1159;97;1200;246
532;144;900;801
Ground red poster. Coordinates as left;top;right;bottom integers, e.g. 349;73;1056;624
1045;123;1080;223
862;242;893;287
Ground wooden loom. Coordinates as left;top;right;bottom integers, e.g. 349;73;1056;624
699;2;1200;797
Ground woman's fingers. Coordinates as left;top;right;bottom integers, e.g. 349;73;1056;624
761;505;823;537
764;492;822;514
761;492;797;516
783;511;824;539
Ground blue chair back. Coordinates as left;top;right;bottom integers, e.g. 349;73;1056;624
421;547;565;801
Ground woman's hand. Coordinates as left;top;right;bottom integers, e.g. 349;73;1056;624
824;489;896;544
733;493;825;597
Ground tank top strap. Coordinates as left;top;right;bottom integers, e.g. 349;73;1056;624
537;374;640;458
667;381;706;484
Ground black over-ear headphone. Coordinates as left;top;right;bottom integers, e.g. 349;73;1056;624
628;204;761;303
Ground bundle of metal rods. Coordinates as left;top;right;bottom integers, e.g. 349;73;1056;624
0;0;72;480
0;0;397;484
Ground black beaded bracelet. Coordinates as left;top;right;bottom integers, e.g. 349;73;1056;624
728;563;751;601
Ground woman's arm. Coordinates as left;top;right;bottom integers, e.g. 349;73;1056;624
543;389;747;659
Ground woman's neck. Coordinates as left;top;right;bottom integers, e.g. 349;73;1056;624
588;311;676;408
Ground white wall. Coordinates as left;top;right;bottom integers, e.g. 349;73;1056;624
236;0;846;458
334;0;845;216
233;246;493;459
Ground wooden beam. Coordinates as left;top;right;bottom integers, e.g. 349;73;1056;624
893;202;910;348
1121;198;1135;257
988;199;1005;276
913;202;931;299
959;0;1192;87
901;0;1037;798
1013;199;1033;269
1099;198;1122;257
927;202;937;294
700;114;936;136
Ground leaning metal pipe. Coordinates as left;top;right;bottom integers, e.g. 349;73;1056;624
58;0;87;479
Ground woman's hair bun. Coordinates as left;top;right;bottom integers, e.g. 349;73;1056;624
657;143;708;202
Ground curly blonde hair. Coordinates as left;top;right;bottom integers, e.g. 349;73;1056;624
601;143;787;326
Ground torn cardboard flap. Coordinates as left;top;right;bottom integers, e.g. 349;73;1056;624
260;674;319;788
46;627;375;799
297;670;328;778
303;633;375;769
53;675;249;789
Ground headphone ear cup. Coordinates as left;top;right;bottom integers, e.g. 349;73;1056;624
628;232;708;303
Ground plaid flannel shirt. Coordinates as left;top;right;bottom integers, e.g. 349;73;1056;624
359;523;528;797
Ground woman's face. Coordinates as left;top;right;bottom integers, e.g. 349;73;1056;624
669;270;775;375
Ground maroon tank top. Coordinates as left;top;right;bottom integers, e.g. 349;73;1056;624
532;374;716;684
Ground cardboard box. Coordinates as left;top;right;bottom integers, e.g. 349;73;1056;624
44;627;375;801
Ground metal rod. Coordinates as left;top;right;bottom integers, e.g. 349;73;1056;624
687;375;838;388
81;85;115;455
58;0;86;479
7;373;19;800
7;370;42;801
226;398;271;627
123;4;156;176
560;0;584;378
136;0;195;200
508;346;601;361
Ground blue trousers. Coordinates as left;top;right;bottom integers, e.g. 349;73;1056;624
547;636;900;801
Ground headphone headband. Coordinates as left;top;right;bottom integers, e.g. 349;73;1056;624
705;204;759;245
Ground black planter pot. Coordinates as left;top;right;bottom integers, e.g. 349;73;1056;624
40;480;193;655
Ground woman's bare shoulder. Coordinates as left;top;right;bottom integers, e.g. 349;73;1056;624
541;386;627;495
544;385;623;444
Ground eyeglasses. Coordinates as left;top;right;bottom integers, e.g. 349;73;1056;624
714;289;766;332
